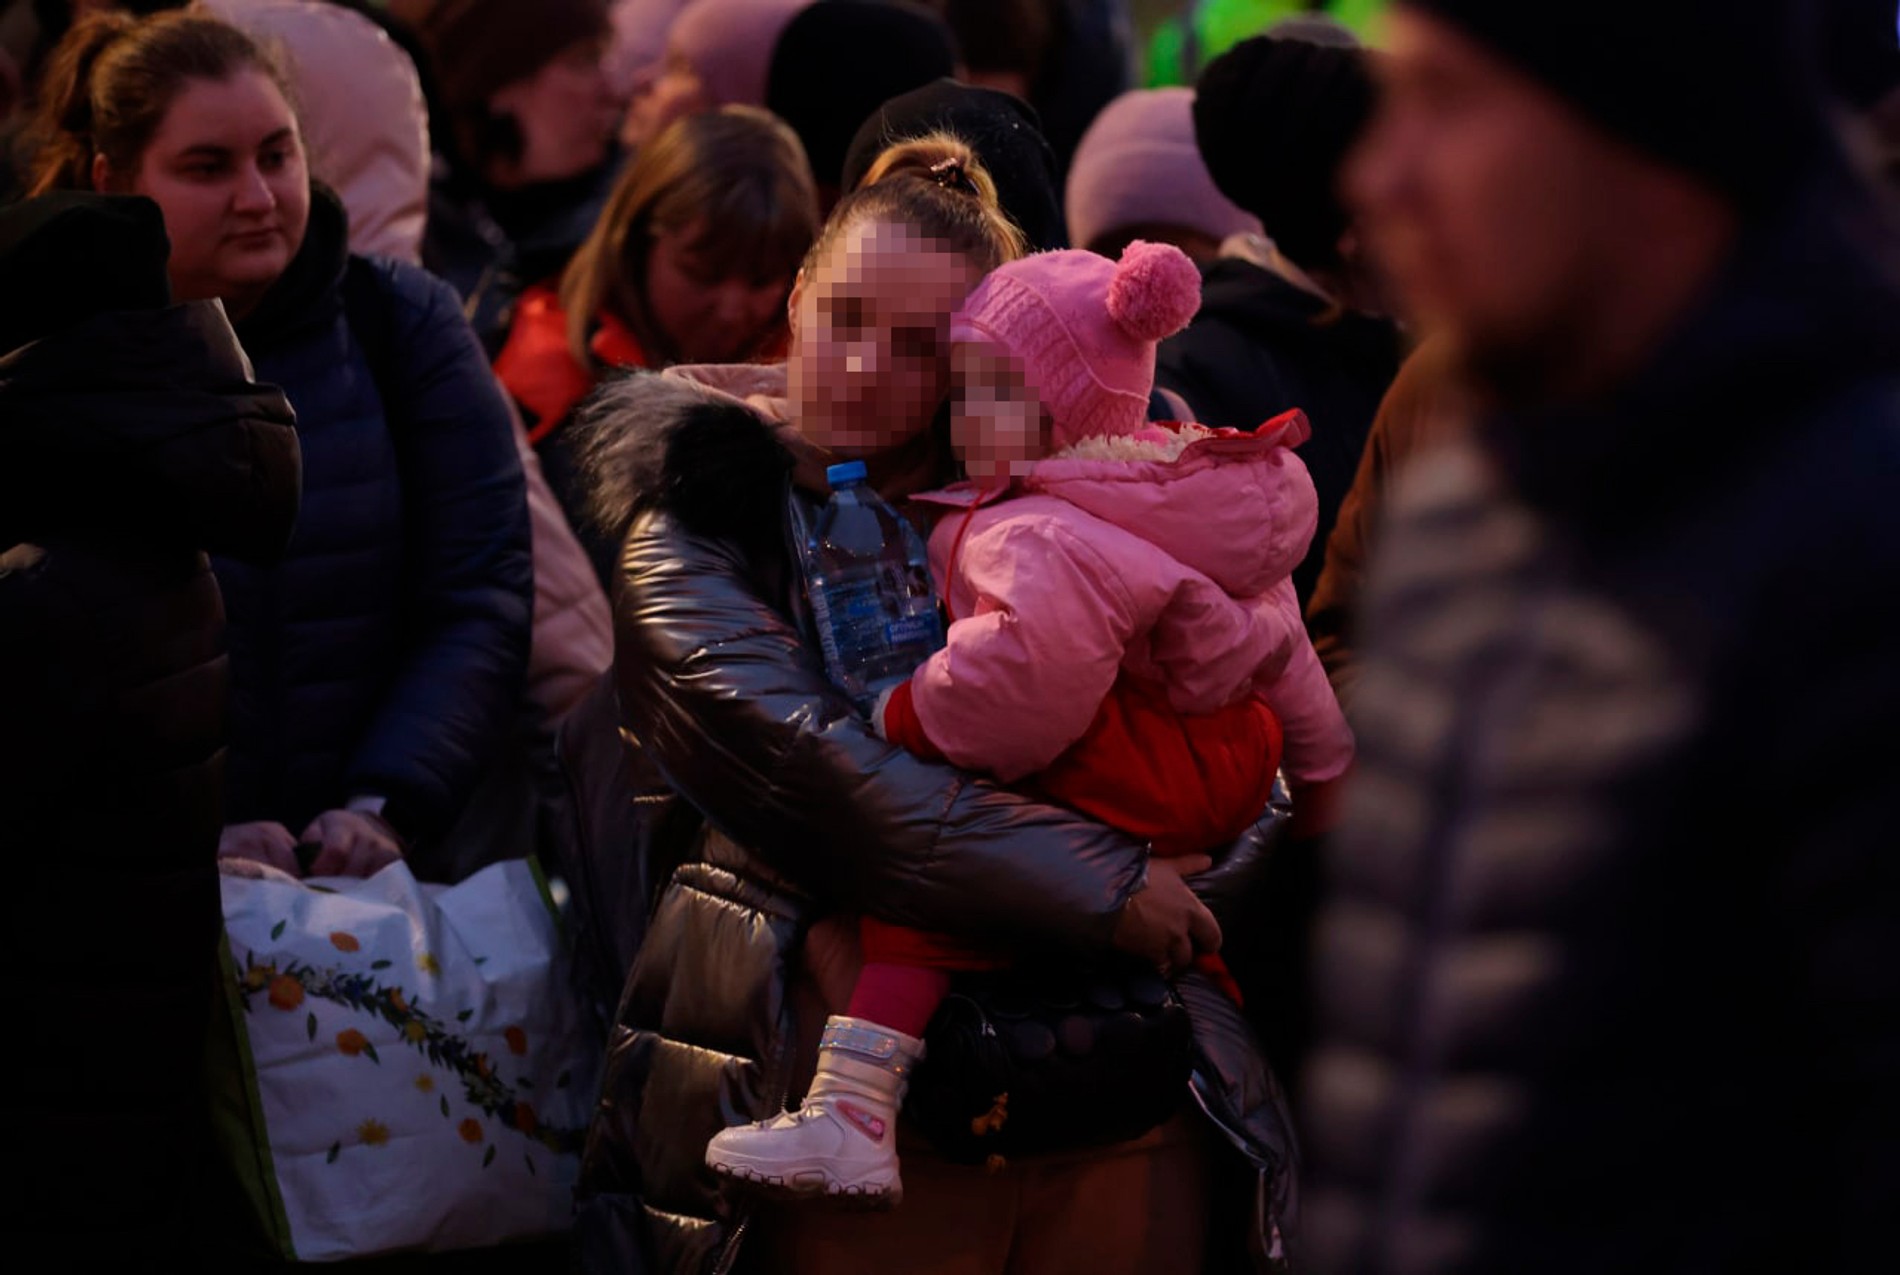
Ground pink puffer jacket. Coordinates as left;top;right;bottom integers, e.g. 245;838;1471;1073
909;412;1353;786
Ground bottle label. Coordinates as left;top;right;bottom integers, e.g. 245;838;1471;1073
814;576;890;668
885;613;943;649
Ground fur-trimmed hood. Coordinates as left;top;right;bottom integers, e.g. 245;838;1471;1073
571;364;796;558
1024;409;1318;599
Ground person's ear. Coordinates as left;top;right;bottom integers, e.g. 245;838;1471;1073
786;268;805;336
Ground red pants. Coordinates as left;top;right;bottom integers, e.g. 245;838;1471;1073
856;676;1282;1032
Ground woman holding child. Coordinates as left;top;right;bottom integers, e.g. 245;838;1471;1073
574;126;1312;1275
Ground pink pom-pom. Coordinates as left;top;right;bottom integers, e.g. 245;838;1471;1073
1106;240;1202;342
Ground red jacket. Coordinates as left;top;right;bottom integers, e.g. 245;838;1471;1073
493;284;651;442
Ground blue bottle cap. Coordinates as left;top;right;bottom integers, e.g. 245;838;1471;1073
826;460;869;485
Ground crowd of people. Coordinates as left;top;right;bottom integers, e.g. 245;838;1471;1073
2;0;1898;1272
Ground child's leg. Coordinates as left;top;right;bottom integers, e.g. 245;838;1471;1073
852;918;1007;1037
848;964;952;1039
704;920;1006;1201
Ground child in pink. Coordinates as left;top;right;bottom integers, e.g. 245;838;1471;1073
705;241;1352;1205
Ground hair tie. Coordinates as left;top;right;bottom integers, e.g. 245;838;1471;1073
929;156;977;196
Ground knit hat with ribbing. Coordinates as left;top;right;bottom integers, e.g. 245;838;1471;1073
1192;34;1374;270
951;242;1202;450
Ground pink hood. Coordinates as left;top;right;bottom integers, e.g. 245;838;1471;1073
1022;411;1318;599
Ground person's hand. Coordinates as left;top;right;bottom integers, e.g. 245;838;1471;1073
1111;855;1223;977
301;809;404;878
773;419;839;495
218;821;299;875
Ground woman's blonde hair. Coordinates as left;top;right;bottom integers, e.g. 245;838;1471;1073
559;106;820;366
804;131;1029;279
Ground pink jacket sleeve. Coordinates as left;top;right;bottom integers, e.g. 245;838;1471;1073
1255;579;1354;785
908;515;1159;783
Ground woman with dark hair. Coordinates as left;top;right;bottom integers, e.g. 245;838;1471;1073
33;10;532;879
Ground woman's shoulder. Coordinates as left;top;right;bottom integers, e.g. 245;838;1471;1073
343;253;467;339
573;368;795;555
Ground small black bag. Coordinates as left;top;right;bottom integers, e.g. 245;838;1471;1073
904;956;1194;1165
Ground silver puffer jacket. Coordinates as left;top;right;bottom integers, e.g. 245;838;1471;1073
567;371;1298;1275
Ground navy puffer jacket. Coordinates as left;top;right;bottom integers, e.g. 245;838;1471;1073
219;187;533;853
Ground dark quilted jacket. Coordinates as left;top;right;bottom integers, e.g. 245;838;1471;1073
218;188;533;853
0;290;299;1259
1301;169;1900;1274
564;374;1299;1275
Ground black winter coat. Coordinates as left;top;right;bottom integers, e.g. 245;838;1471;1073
1155;256;1401;605
423;158;621;357
218;189;534;854
1301;170;1900;1274
0;300;300;1259
566;374;1297;1275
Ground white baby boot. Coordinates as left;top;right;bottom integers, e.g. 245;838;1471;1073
705;1015;924;1206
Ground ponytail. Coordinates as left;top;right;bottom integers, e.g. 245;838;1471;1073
29;14;137;195
807;131;1028;278
29;12;290;198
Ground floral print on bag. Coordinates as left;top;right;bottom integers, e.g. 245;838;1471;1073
235;949;584;1168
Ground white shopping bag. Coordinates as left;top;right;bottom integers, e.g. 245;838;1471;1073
216;859;599;1261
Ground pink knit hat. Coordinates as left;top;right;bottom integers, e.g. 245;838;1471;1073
1065;88;1260;255
666;0;810;107
952;241;1204;450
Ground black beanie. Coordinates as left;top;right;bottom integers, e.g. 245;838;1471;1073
0;194;173;356
841;78;1068;251
1193;36;1374;270
1398;0;1830;206
1822;0;1900;109
766;0;960;192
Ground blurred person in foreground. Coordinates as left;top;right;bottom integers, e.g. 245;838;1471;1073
1300;3;1900;1273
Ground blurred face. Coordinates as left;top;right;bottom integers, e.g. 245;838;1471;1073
621;52;709;149
107;71;310;316
1346;10;1616;361
491;38;619;185
787;217;984;458
642;221;791;364
950;339;1048;487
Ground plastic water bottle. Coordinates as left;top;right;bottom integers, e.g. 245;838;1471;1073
800;461;945;714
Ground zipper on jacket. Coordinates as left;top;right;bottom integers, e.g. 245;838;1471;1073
710;1215;750;1275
